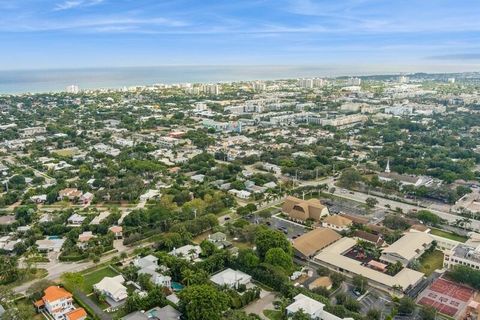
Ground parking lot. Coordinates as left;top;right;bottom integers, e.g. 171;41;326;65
245;211;308;240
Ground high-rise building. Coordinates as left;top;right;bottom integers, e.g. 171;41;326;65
346;77;362;86
398;75;409;83
202;84;220;95
448;77;456;84
313;78;327;87
65;85;79;94
252;81;266;92
297;78;313;88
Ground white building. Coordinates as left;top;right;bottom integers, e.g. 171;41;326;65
210;268;252;289
346;77;361;86
169;245;201;261
134;255;172;288
65;85;80;94
94;275;128;305
286;294;353;320
380;232;433;266
444;234;480;270
202;84;220;95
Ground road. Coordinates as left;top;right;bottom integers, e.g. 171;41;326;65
322;183;480;232
13;240;152;294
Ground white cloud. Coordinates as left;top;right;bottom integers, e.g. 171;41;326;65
54;0;104;11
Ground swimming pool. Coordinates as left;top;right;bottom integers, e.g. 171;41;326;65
171;282;184;291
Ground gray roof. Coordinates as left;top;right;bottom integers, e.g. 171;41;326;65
121;311;148;320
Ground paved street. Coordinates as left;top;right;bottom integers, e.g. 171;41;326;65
324;184;480;232
13;240;153;294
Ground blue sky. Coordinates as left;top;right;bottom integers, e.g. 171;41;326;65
1;0;480;70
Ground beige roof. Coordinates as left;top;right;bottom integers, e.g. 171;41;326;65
323;215;353;227
314;237;424;290
282;196;328;222
382;232;433;261
293;228;341;258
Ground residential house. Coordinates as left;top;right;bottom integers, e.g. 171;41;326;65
210;268;252;289
228;189;251;199
93;275;128;308
30;194;47;204
80;192;94;205
169;245;201;261
34;286;86;320
77;231;95;249
109;226;123;239
58;188;83;201
67;214;85;226
134;255;171;288
208;232;231;249
286;294;353;320
121;305;181;320
36;237;65;252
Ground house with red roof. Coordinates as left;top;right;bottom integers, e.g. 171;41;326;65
34;286;86;320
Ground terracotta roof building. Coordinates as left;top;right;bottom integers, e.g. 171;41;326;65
282;196;329;222
34;286;86;320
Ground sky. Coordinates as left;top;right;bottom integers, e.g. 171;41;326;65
1;0;480;71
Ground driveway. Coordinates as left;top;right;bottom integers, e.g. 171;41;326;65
74;290;112;320
243;290;276;319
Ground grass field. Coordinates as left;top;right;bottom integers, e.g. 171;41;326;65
52;148;78;157
419;250;444;276
263;310;282;320
430;228;467;243
81;266;120;294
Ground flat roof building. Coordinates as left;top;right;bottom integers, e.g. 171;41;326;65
314;237;424;293
380;232;433;266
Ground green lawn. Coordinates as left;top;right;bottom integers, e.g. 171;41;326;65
81;266;120;294
430;228;467;243
419;250;444;276
263;310;283;320
52;148;77;157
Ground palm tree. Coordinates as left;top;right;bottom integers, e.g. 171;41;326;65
188;248;197;261
182;268;194;286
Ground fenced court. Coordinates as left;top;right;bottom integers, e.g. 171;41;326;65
417;278;475;318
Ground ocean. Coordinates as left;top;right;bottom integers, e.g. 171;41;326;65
0;65;366;94
0;65;334;94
